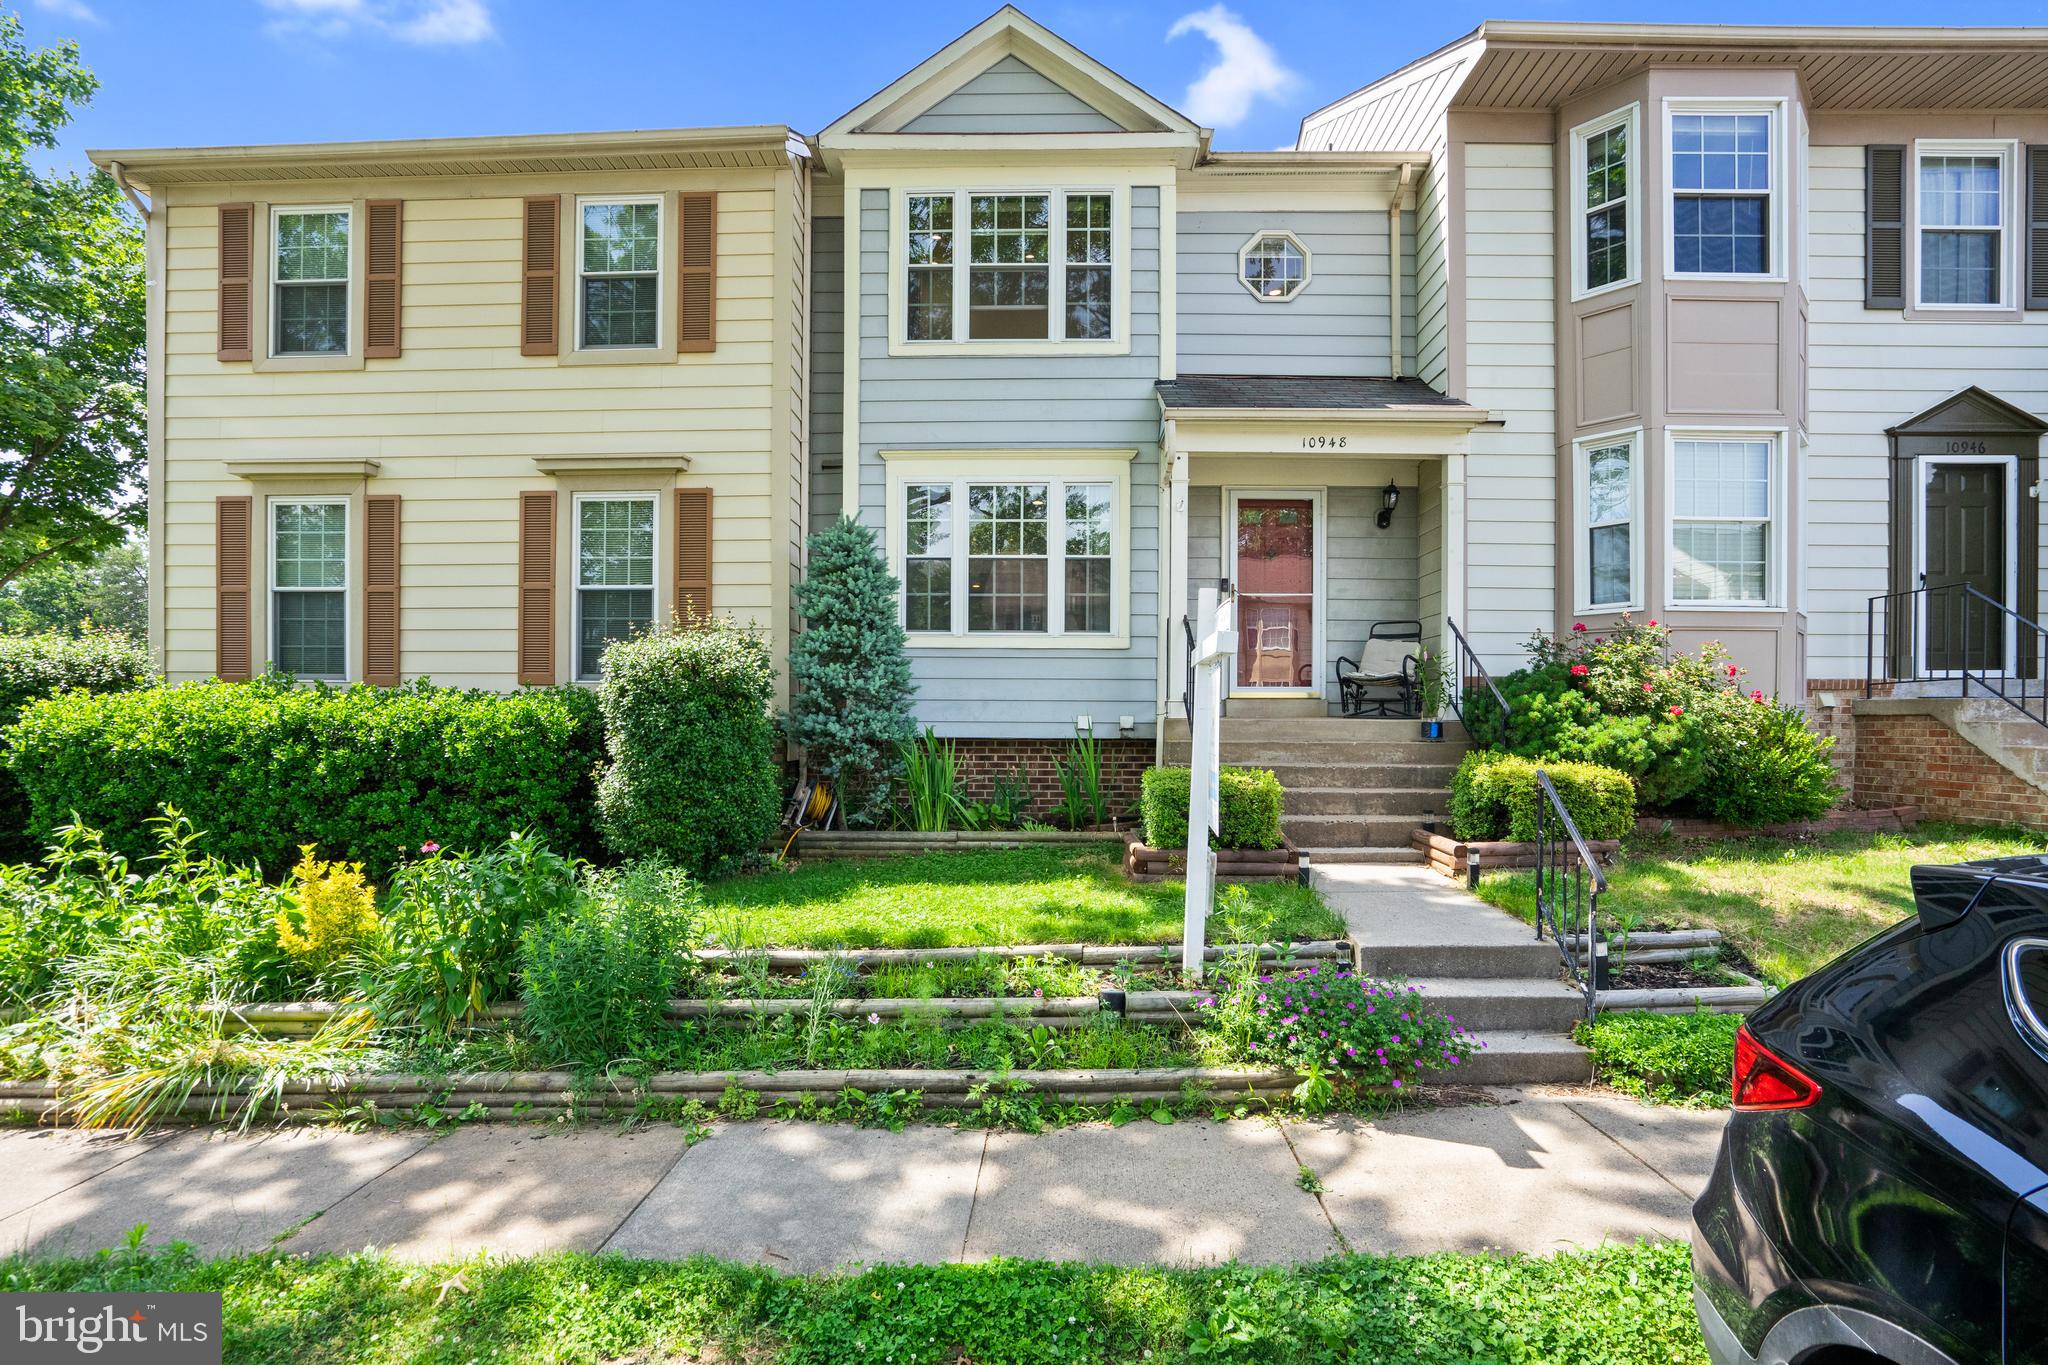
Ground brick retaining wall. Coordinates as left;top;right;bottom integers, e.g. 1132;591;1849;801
1850;710;2048;833
950;737;1152;821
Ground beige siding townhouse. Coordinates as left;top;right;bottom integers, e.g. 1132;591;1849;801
93;128;811;703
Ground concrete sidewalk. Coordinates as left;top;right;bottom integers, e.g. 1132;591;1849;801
0;1089;1725;1271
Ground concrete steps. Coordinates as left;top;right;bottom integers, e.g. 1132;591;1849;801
1408;976;1587;1033
1300;846;1425;865
1284;787;1449;816
1284;814;1428;848
1451;1031;1595;1086
1357;936;1562;980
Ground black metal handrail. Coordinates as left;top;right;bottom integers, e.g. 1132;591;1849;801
1446;617;1510;748
1866;582;2047;730
1533;769;1606;1020
1181;614;1195;720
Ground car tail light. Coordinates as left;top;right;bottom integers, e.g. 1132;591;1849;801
1733;1025;1821;1111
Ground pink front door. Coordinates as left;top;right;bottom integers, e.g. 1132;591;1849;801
1234;498;1314;690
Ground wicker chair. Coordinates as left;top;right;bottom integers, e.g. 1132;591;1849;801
1333;620;1423;718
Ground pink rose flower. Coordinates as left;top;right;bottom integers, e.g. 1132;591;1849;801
1750;689;1766;702
1569;663;1589;677
1669;705;1684;717
1571;622;1587;633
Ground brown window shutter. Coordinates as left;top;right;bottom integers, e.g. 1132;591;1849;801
517;490;556;684
1865;145;1905;309
521;195;561;356
364;494;402;685
2028;146;2048;310
365;199;403;358
678;192;716;353
217;203;254;361
675;486;713;622
215;496;253;680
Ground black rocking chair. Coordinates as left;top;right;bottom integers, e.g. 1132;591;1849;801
1334;620;1424;718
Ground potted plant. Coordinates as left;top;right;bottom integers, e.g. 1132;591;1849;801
1414;649;1449;741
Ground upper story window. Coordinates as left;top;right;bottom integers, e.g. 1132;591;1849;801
1239;232;1310;301
579;198;662;350
574;494;656;678
1668;103;1778;278
902;189;1115;344
1670;433;1778;606
1575;431;1640;611
1571;107;1637;297
271;498;348;679
1916;141;2016;308
272;207;351;356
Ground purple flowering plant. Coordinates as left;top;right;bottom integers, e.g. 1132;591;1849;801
1199;963;1477;1092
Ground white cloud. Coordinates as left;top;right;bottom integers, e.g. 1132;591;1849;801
1166;4;1301;129
31;0;104;25
259;0;494;46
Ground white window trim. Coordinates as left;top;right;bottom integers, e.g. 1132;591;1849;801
1569;104;1640;302
1236;229;1313;303
1910;138;2021;313
573;194;666;352
269;203;353;359
571;490;658;681
881;450;1135;650
1662;426;1789;612
268;495;351;682
1572;427;1644;614
889;185;1130;358
1662;97;1787;284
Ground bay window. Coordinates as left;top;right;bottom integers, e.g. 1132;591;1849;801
1571;107;1636;296
1575;432;1639;610
902;189;1116;344
1668;103;1777;277
1670;434;1777;605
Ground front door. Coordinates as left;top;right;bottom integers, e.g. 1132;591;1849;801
1920;459;2012;673
1231;495;1317;691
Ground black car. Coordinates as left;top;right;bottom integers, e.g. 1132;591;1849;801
1692;853;2048;1365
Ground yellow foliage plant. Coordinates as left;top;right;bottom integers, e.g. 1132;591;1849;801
275;846;380;972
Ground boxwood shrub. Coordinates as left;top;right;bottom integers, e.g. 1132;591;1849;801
0;632;155;856
1140;765;1284;850
1449;750;1636;843
4;675;600;874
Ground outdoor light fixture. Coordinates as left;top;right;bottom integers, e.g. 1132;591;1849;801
1375;480;1400;529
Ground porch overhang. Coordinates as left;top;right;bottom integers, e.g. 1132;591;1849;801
1156;375;1499;440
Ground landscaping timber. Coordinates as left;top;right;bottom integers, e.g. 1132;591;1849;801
1410;828;1621;878
1122;835;1303;884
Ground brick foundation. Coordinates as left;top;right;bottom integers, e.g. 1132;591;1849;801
1850;710;2048;834
1805;678;1896;784
949;737;1152;822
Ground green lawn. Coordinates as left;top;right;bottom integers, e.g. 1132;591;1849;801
1474;822;2048;986
0;1240;1706;1365
702;844;1344;948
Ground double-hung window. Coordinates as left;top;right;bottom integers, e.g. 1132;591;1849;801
579;198;662;349
1572;107;1635;295
273;207;351;355
575;494;655;678
1669;104;1775;276
902;189;1115;343
1916;141;2015;308
271;499;348;679
1576;432;1639;610
897;473;1119;638
1670;435;1777;605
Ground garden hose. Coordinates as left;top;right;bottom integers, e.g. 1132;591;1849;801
781;777;837;860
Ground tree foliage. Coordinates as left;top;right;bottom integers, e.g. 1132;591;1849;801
0;16;145;587
786;516;916;827
0;537;143;637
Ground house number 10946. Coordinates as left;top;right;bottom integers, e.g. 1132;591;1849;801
1300;435;1348;450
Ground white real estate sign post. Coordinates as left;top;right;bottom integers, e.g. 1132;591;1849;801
1182;586;1237;983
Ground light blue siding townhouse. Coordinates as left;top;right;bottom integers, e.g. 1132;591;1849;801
810;8;1500;852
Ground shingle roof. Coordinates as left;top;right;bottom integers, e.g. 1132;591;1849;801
1154;374;1480;413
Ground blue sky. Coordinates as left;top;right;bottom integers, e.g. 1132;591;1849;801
19;0;2048;172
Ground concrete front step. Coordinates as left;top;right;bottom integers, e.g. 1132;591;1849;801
1284;815;1425;847
1166;741;1470;766
1409;977;1587;1033
1283;787;1446;817
1163;717;1469;742
1358;937;1563;981
1451;1031;1594;1086
1301;846;1426;864
1261;762;1460;791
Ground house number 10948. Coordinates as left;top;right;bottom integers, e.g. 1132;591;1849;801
1300;435;1348;450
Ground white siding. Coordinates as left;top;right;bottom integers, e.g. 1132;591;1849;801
1462;142;1557;662
1413;119;1452;389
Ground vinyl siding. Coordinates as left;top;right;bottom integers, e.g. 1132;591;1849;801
809;215;844;533
1414;120;1452;389
1175;209;1391;376
854;184;1163;739
1462;142;1557;663
1298;54;1473;155
900;55;1123;134
158;169;797;691
1805;142;2048;679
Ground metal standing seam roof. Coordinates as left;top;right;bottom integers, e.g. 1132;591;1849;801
1154;375;1482;413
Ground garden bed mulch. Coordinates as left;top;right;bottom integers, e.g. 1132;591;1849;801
788;830;1125;860
1410;828;1622;879
0;1065;1303;1125
1121;835;1305;884
1633;804;1919;840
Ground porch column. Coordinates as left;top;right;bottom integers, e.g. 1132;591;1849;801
1166;424;1190;721
1441;450;1467;667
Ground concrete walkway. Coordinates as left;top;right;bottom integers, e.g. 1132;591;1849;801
0;1090;1725;1271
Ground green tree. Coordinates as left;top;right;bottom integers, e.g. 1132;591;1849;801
0;16;145;588
787;516;915;827
0;536;144;637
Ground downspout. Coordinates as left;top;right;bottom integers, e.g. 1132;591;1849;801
1388;162;1412;380
108;160;151;220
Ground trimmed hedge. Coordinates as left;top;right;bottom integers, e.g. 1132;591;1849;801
1140;765;1284;850
1449;750;1636;843
4;676;601;874
0;632;154;856
594;620;781;877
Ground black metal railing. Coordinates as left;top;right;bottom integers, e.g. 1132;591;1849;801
1446;617;1510;748
1181;614;1195;720
1533;769;1606;1020
1867;583;2047;730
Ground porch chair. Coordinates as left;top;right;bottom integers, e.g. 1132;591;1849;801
1334;620;1424;718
